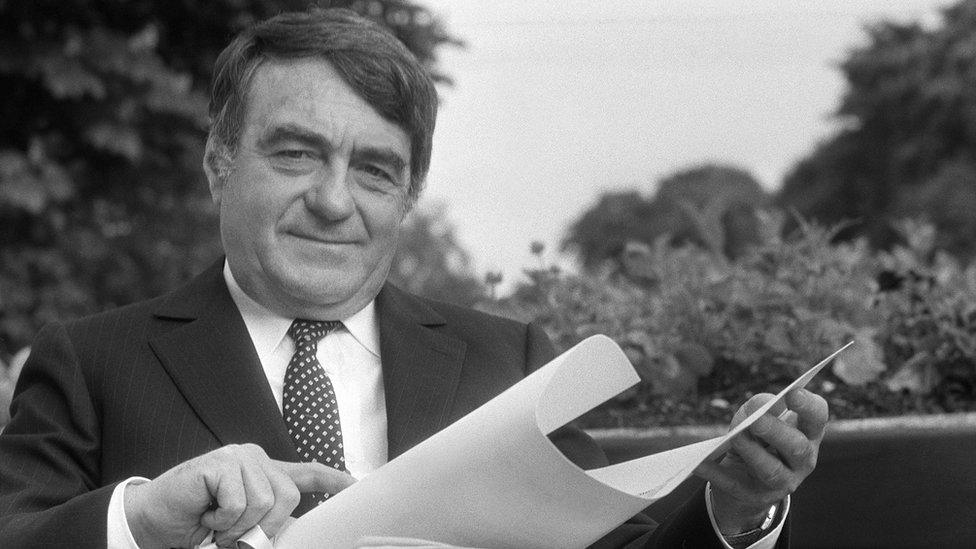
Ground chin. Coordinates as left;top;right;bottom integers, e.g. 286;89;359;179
283;270;373;307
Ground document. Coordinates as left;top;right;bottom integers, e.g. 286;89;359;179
260;335;852;549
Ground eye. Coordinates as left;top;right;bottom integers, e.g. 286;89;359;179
361;164;395;182
275;149;314;160
268;148;319;174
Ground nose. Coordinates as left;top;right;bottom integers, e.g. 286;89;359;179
304;164;355;220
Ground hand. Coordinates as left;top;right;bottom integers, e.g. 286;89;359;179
695;388;828;534
124;443;355;548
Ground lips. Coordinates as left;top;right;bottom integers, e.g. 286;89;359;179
286;230;360;245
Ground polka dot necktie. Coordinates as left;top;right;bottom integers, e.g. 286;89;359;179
284;319;344;504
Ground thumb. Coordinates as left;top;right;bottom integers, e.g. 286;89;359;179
729;392;785;429
275;460;356;494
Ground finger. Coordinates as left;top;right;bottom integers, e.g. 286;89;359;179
201;465;248;532
215;463;275;546
731;432;798;493
748;414;817;472
277;460;356;494
779;409;798;429
257;465;302;538
785;388;828;441
694;459;753;502
730;393;785;429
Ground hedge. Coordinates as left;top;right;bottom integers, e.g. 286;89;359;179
2;214;975;429
480;213;976;427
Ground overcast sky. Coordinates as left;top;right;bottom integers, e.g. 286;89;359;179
416;0;953;290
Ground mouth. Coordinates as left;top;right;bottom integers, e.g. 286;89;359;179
286;231;360;246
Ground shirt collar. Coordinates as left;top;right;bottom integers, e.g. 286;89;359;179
222;262;381;360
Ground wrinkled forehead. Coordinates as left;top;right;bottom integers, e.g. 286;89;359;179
242;55;405;134
241;58;411;158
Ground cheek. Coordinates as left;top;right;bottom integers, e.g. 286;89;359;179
368;201;406;245
224;171;296;236
353;184;406;227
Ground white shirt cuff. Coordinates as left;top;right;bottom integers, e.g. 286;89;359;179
107;476;151;549
704;482;790;549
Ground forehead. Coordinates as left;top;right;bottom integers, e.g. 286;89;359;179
241;57;410;152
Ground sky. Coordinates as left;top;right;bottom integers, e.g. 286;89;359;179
416;0;954;291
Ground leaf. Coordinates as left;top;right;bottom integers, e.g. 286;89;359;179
84;123;143;161
0;150;76;212
637;353;698;397
673;342;713;376
0;153;46;213
35;53;106;100
762;322;793;355
885;352;937;394
833;329;886;385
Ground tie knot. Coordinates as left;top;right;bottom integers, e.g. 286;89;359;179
288;319;341;344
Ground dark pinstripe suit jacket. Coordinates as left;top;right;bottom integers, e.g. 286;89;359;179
0;262;768;548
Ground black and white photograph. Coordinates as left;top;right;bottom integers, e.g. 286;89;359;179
1;1;974;548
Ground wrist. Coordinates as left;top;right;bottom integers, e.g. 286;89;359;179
709;490;775;535
722;503;780;548
124;481;163;549
719;508;770;535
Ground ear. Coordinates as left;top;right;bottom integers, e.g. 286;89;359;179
203;136;232;207
400;176;418;219
400;193;415;220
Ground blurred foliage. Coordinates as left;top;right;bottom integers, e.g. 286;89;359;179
778;0;976;256
485;213;976;426
0;0;462;358
563;164;768;269
388;204;487;307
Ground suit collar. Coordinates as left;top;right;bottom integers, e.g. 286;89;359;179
222;262;381;362
153;261;225;320
376;284;467;459
149;263;469;463
148;261;300;461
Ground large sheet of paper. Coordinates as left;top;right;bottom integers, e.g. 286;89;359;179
268;336;850;549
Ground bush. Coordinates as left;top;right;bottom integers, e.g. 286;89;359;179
5;214;974;430
481;213;976;427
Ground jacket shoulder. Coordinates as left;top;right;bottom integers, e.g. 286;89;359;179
54;261;225;339
399;290;532;339
391;289;557;371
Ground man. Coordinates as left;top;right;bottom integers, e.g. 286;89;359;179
0;8;826;549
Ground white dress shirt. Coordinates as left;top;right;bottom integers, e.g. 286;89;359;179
106;263;783;548
107;264;387;547
224;264;388;479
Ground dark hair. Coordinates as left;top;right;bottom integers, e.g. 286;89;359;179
207;8;437;201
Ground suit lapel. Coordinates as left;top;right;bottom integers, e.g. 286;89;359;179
145;269;467;462
148;263;300;462
376;285;467;459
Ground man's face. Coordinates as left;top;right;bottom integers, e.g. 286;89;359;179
208;57;412;319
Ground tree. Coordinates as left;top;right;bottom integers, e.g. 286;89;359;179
778;0;976;256
0;0;461;358
562;164;768;269
655;164;769;259
388;205;486;307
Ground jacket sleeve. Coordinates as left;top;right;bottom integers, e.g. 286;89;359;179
524;322;790;549
0;322;114;548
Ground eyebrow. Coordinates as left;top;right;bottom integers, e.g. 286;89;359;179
256;123;330;151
